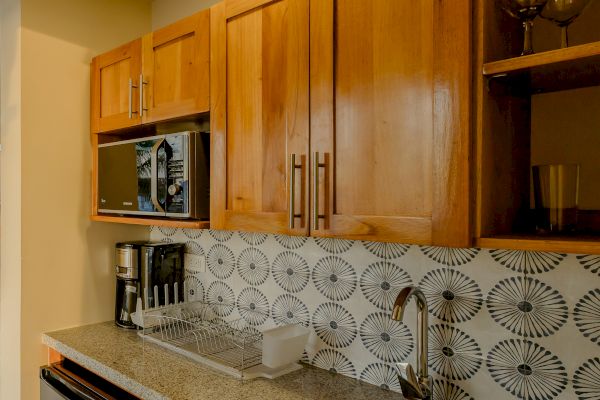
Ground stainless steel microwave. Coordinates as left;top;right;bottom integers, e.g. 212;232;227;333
98;131;209;219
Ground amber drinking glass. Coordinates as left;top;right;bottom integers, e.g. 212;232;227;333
532;164;580;234
541;0;593;48
499;0;550;55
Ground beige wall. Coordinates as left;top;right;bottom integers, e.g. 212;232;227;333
1;0;153;398
152;0;218;29
0;0;23;398
531;1;600;210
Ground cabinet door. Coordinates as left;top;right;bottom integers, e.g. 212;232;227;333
210;0;310;235
310;0;471;246
91;39;142;133
142;10;210;124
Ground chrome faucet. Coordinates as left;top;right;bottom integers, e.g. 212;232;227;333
391;286;432;400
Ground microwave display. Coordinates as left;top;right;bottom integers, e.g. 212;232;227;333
98;131;209;219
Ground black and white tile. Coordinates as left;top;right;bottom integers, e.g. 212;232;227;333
573;357;600;400
360;261;412;311
574;289;600;345
486;338;568;400
420;268;483;323
312;302;357;348
150;229;600;398
272;251;310;293
486;276;568;338
312;256;357;301
360;311;413;363
237;247;270;286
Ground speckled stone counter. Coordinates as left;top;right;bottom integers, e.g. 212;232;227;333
43;322;402;400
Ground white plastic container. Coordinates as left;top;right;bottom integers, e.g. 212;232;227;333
261;324;310;369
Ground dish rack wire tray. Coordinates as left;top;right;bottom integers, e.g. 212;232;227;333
136;300;266;379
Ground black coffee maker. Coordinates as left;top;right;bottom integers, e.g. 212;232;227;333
140;243;185;308
114;242;185;328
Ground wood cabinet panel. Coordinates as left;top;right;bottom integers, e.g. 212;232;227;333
91;11;210;135
310;0;471;245
91;39;142;133
142;10;210;124
211;0;470;245
334;0;433;218
211;0;310;235
431;0;472;246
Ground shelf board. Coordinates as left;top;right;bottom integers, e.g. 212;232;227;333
91;214;209;229
483;41;600;93
476;234;600;255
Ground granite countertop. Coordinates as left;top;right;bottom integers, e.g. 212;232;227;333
43;322;402;400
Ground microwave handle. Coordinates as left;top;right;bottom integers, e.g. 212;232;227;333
150;139;166;213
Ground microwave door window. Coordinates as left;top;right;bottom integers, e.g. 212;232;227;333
98;143;138;212
136;140;157;213
165;134;188;215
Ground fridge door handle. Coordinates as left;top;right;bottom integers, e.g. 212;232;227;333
151;139;166;213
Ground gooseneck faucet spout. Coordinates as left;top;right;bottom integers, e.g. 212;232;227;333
391;286;431;400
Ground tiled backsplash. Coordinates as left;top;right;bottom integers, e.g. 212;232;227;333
150;227;600;400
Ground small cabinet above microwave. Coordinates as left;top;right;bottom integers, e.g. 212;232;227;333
90;10;209;134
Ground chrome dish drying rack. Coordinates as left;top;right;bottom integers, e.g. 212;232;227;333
131;283;307;380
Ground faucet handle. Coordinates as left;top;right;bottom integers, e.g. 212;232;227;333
395;363;425;399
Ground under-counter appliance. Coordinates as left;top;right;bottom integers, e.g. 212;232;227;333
114;242;185;328
40;359;137;400
98;131;209;219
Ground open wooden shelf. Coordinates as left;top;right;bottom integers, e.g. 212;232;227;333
483;41;600;93
91;214;210;229
476;234;600;255
484;41;600;75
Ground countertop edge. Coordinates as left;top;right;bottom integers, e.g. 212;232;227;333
42;333;165;400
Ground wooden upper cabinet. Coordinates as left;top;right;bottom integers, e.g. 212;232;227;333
91;11;210;133
142;10;210;124
310;0;472;246
210;0;310;235
91;39;142;133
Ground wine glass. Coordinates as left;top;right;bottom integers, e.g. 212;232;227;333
541;0;593;48
499;0;550;55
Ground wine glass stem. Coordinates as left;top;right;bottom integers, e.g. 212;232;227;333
523;19;534;55
561;26;569;48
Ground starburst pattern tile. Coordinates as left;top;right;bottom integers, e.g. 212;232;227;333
312;302;357;348
312;256;357;301
573;357;600;400
489;249;565;274
486;339;567;400
150;227;598;398
360;261;412;311
429;324;482;381
574;289;600;345
360;312;413;363
486;276;568;338
420;268;482;323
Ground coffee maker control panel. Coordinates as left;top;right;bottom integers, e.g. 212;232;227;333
115;245;139;280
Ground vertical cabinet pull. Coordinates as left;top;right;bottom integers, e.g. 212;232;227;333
289;154;304;229
139;74;148;117
313;152;328;230
128;78;139;119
